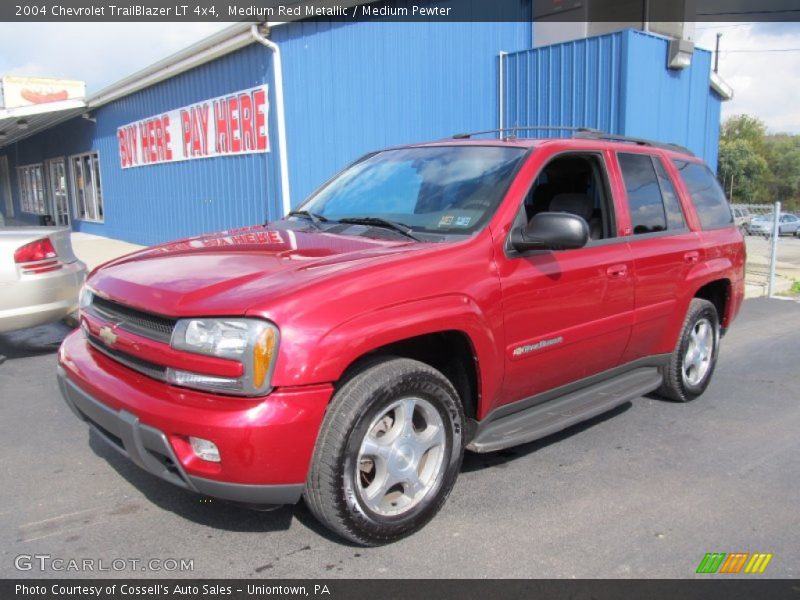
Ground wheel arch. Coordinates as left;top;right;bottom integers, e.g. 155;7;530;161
685;254;740;329
336;330;481;422
693;278;731;326
292;294;502;422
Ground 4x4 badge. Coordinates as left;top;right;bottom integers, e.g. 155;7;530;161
98;325;118;347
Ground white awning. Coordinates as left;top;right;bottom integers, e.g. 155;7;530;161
710;71;734;101
0;99;86;149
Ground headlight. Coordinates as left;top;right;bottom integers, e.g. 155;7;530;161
169;318;279;396
79;285;93;309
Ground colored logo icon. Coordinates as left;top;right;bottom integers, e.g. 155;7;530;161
696;553;773;574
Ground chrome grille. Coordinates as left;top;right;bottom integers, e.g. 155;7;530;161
88;296;176;343
87;333;167;382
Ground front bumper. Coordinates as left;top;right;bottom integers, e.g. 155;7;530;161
57;330;333;506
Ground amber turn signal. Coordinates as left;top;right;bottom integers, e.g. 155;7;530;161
252;327;276;389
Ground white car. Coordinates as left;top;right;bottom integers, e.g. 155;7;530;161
0;227;86;333
777;213;800;235
732;207;752;233
748;213;800;236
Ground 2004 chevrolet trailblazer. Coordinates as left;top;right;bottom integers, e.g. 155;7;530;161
58;132;745;545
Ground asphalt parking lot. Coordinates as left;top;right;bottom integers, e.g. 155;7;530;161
1;298;798;579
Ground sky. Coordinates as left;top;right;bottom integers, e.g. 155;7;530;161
0;22;233;93
0;21;798;133
694;21;800;133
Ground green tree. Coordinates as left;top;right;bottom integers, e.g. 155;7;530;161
762;135;800;211
721;114;767;152
718;138;767;203
717;114;800;209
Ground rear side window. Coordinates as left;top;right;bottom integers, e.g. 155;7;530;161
673;160;733;230
617;153;667;234
653;158;686;230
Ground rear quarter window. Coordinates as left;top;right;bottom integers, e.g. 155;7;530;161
673;160;733;230
617;153;667;234
653;158;686;230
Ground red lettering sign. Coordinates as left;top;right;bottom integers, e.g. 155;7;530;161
118;85;269;168
180;109;191;157
253;88;268;151
227;96;241;153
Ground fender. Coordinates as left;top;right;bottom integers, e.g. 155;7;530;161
657;256;736;351
687;255;744;326
686;256;734;285
686;256;735;304
273;294;504;415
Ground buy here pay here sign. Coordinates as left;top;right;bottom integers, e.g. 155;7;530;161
117;84;270;168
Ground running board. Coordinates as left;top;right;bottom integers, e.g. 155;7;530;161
467;367;663;453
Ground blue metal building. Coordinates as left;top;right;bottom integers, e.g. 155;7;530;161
0;12;729;246
503;29;724;169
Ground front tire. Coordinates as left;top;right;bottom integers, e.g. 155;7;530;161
657;298;720;402
304;357;465;546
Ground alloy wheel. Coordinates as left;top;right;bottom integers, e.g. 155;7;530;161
682;317;714;387
355;397;446;517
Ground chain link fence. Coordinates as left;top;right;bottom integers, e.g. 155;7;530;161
732;201;800;297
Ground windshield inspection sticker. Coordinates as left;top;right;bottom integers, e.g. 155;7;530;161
438;215;472;228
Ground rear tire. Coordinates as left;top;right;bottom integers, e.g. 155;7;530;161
304;357;464;546
657;298;720;402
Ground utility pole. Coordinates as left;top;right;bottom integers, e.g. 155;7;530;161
714;33;722;73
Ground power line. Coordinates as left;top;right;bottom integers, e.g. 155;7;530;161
720;48;800;53
695;23;757;30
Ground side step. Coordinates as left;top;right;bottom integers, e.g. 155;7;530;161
467;367;663;453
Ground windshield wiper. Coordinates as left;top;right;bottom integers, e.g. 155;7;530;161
285;210;329;229
337;217;422;241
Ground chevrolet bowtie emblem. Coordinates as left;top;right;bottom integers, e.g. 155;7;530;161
98;325;118;347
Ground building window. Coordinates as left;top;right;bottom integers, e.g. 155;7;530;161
47;158;70;226
18;164;47;215
69;152;104;222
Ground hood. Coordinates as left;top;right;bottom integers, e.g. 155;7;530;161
88;225;420;316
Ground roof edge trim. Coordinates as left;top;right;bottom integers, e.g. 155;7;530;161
87;22;258;108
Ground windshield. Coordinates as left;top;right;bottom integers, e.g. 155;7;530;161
295;145;528;237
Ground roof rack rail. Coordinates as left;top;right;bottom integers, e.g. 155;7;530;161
452;126;603;140
572;131;694;155
450;127;694;155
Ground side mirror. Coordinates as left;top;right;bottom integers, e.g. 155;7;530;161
510;212;589;252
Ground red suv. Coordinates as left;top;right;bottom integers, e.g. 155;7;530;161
58;131;745;545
